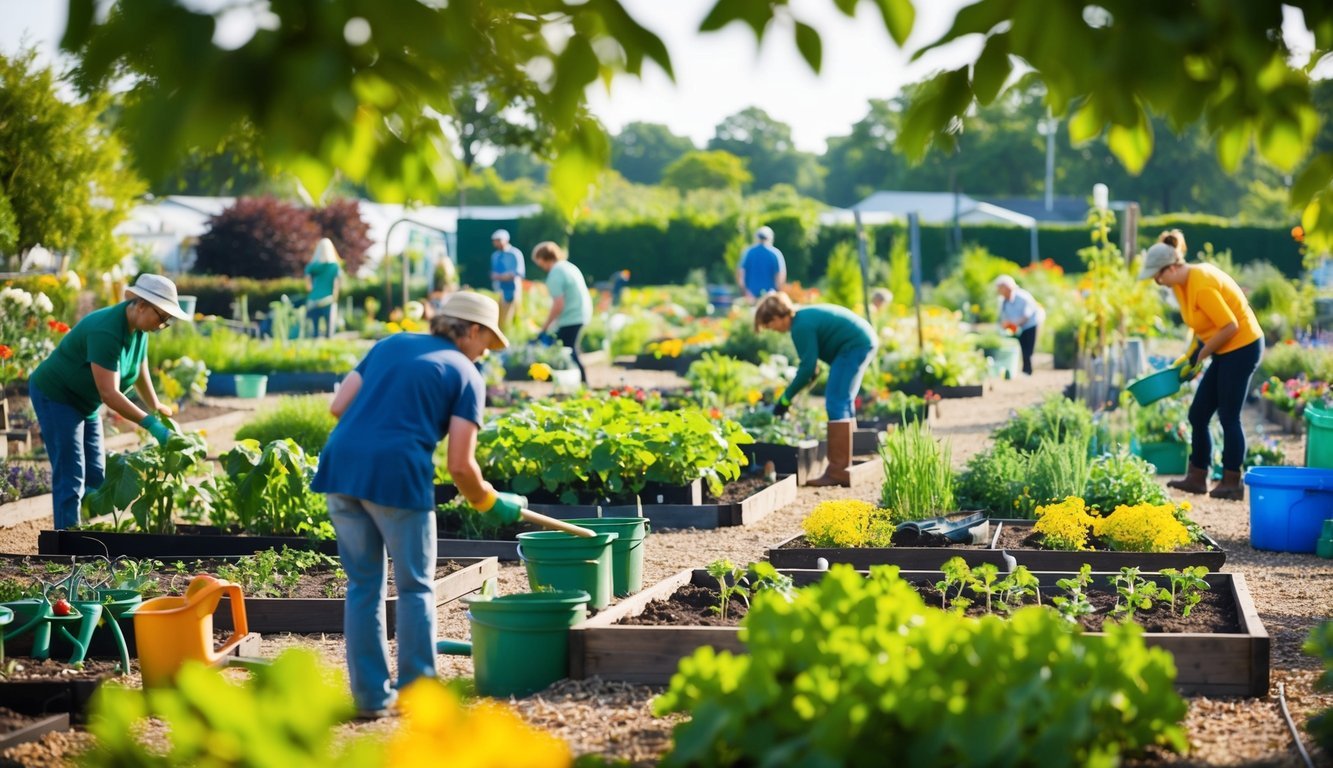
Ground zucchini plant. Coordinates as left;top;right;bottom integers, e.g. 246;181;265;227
84;427;211;534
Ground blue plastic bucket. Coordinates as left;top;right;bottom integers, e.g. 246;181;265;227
1244;466;1333;553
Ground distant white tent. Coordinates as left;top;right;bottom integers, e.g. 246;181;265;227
819;190;1039;262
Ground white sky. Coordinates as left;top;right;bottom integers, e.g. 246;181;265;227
1;1;1327;155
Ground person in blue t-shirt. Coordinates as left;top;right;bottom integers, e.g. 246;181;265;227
736;226;787;300
488;229;525;333
994;275;1046;376
312;291;526;719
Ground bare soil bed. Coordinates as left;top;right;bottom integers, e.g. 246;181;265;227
3;356;1332;766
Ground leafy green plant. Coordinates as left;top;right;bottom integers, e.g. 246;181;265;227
1082;450;1169;512
992;395;1095;454
685;351;759;408
234;396;338;456
478;398;753;503
212;547;343;598
879;420;954;522
821;240;863;310
714;316;796;364
934;556;973;612
154;356;211;408
705;559;748;620
1160;567;1211;618
1018;436;1091;516
733;404;817;446
1305;620;1333;753
953;441;1026;514
1052;564;1096;624
967;562;1001;614
207;439;331;538
996;566;1041;613
84;427;212;534
1110;567;1166;621
653;565;1187;767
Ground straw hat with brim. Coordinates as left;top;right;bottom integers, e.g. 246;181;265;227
124;274;192;322
1137;242;1183;280
438;291;509;350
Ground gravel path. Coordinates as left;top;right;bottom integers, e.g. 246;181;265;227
2;356;1331;766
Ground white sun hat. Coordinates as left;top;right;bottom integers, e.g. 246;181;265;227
124;273;192;322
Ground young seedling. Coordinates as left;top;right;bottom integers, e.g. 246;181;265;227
1052;564;1095;624
1110;567;1166;621
935;557;973;612
1160;566;1211;617
705;559;751;619
996;565;1042;614
746;562;795;602
967;563;1001;614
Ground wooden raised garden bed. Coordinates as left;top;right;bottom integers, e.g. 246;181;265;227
857;406;929;431
768;519;1226;572
526;474;798;530
624;352;701;375
0;710;70;751
1260;400;1305;434
744;440;826;486
569;568;1269;697
38;527;340;559
896;379;984;399
205;371;341;396
851;427;883;456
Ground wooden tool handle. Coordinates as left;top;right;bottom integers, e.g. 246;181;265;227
521;509;597;537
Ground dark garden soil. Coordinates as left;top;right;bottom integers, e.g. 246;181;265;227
618;580;1240;634
618;583;751;626
994;525;1221;554
0;554;464;600
703;475;774;505
0;659;126;683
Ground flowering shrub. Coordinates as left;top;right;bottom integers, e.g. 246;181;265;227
1094;502;1192;553
0;285;66;386
1133;396;1190;444
801;499;893;548
0;459;52;503
1260;376;1329;414
1082;451;1169;512
1033;497;1097;551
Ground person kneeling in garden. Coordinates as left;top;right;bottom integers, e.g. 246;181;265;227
313;291;526;719
754;292;877;486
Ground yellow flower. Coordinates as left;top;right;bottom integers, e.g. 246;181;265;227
1093;503;1190;553
746;389;763;406
1033;497;1096;551
386;322;402;333
385;679;571;768
802;499;892;548
529;362;553;381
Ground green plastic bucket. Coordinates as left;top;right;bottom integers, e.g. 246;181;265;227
233;374;268;399
564;518;651;597
1134;441;1189;475
517;531;619;610
988;339;1020;380
1126;366;1183;406
1306;404;1333;469
464;590;589;697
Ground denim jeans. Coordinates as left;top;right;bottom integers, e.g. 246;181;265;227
307;303;336;338
326;493;438;711
1188;338;1263;472
30;386;104;529
824;346;876;420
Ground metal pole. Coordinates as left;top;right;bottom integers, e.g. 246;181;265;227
909;213;924;357
1044;110;1056;213
853;210;873;321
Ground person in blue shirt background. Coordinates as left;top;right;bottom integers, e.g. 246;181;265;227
489;229;525;333
313;291;526;719
995;274;1046;376
736;225;786;300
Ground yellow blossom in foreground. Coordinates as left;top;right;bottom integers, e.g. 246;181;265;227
802;499;891;548
385;679;571;768
1093;503;1191;553
529;362;553;381
1033;497;1096;551
746;389;763;406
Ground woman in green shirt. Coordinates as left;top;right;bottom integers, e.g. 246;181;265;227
28;274;189;528
755;292;877;487
305;238;342;338
532;241;593;384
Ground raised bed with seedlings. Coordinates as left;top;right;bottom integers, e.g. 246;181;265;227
570;563;1269;697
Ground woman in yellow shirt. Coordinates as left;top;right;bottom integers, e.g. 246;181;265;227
1139;231;1263;500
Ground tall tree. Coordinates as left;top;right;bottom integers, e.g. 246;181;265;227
708;107;824;197
0;48;143;273
662;150;752;192
611;122;696;184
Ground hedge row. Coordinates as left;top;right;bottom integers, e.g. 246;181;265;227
451;213;1304;288
176;275;427;319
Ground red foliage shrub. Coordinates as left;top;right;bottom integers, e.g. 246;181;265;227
195;197;322;279
310;198;372;274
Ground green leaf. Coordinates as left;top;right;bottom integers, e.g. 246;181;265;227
1106;107;1153;175
971;34;1011;106
1257;114;1311;172
1292;153;1333;208
794;21;822;73
699;0;773;37
872;0;916;47
1214;123;1251;173
1067;101;1102;146
59;0;96;51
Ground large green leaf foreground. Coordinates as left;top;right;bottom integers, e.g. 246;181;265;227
653;565;1188;768
61;0;1333;244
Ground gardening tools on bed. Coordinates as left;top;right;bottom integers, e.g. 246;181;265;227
892;511;988;547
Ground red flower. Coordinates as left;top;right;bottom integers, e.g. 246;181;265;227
1261;381;1270;394
635;390;646;402
48;320;70;333
709;407;723;420
610;388;620;397
0;345;11;359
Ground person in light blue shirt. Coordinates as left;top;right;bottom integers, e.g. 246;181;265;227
533;241;593;383
995;274;1045;375
489;229;525;332
737;226;786;300
313;291;525;719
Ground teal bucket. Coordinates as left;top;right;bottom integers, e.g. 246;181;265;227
516;531;619;610
1134;441;1189;475
1244;466;1333;553
464;590;589;698
564;518;651;597
988;339;1021;380
233;374;268;399
1306;404;1333;469
1126;366;1183;406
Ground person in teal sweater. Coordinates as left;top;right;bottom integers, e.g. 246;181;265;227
305;238;342;338
755;292;877;486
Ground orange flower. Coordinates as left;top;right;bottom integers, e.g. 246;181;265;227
48;320;70;333
0;345;11;359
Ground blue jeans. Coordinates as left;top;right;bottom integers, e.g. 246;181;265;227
307;303;335;338
30;386;104;529
326;493;438;711
825;346;876;421
1188;338;1263;472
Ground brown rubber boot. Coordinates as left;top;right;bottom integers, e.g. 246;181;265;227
1209;469;1245;501
808;420;853;487
1166;464;1210;495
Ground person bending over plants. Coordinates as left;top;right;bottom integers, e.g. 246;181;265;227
1140;230;1263;501
754;292;877;486
313;291;526;719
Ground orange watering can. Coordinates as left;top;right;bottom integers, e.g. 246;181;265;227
132;574;249;687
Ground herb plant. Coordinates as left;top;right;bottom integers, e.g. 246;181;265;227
991;396;1095;453
705;559;748;620
878;420;954;522
935;556;973;612
1082;450;1168;512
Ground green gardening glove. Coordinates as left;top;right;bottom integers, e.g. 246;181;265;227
476;491;526;525
139;414;173;446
